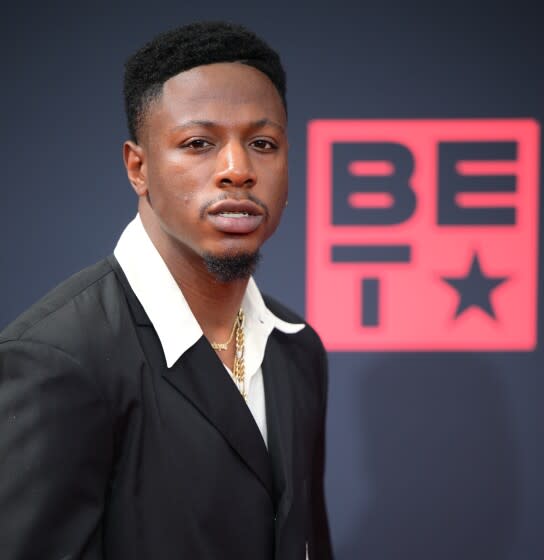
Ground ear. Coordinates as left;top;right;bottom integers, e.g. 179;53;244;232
123;140;147;196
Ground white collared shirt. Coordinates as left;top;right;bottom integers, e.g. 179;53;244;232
114;215;305;446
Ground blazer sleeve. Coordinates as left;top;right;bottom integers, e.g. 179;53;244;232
0;339;113;560
308;341;334;560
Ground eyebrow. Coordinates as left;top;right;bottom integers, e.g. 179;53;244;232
252;118;285;133
170;118;285;134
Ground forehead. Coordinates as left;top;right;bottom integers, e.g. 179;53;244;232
145;62;286;134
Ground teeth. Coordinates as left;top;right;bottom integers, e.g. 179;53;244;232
218;212;249;218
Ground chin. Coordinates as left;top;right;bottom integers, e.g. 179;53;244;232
202;250;262;283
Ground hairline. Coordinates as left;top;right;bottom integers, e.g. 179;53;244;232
133;61;287;144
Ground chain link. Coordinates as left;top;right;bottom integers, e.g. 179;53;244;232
232;309;246;400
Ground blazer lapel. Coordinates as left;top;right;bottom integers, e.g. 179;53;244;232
165;337;275;501
262;333;295;528
109;256;274;502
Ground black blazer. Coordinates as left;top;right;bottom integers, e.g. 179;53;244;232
0;257;333;559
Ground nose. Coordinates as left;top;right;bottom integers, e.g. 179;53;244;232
214;141;257;189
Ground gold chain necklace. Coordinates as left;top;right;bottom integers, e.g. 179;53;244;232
210;309;247;401
210;311;239;351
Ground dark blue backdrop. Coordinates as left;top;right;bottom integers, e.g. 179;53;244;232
2;2;543;558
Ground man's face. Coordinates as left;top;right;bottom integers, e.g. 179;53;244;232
126;62;288;273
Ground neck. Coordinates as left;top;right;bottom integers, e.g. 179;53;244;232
175;268;248;335
139;208;249;339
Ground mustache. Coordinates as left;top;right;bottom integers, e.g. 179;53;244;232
199;193;270;219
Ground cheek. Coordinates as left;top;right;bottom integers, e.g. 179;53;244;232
151;154;215;205
272;166;289;208
147;160;197;205
266;188;289;232
177;190;197;207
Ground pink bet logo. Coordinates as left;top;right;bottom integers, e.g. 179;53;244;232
306;119;540;351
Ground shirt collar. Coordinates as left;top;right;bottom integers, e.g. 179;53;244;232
114;214;304;368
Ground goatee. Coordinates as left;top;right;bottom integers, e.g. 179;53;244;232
203;251;262;283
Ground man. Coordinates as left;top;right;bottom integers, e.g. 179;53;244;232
0;22;332;559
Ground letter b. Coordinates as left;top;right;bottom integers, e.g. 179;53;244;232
332;142;416;225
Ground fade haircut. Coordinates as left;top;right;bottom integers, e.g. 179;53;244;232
123;21;287;142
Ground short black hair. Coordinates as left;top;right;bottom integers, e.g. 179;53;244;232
123;21;287;142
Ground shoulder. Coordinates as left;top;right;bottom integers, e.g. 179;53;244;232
263;293;325;354
262;293;304;323
263;293;328;391
0;258;129;423
0;257;125;355
263;294;329;414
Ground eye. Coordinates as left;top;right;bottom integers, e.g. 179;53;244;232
250;138;278;151
181;138;213;150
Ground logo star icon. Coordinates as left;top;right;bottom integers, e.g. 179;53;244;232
442;252;509;320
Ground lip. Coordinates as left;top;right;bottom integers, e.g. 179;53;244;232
206;199;264;234
207;199;264;217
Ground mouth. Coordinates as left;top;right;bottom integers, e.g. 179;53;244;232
206;199;265;234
